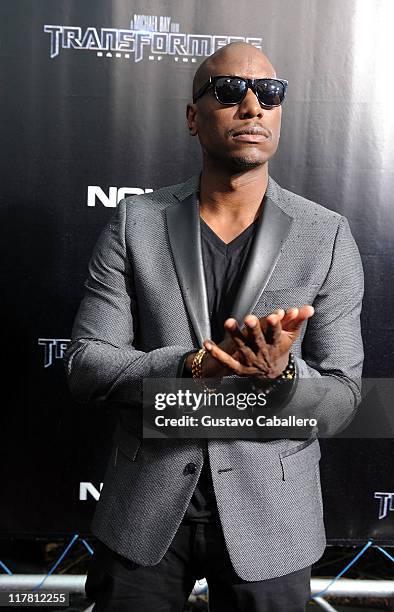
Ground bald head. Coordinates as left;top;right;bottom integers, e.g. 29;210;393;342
187;41;283;174
192;42;276;98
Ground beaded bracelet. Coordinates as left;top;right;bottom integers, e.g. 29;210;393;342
256;352;296;396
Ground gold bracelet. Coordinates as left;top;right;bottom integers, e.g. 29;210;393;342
191;348;218;393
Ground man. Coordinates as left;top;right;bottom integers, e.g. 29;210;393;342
65;42;364;611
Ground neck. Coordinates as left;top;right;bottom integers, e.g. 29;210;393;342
199;158;269;225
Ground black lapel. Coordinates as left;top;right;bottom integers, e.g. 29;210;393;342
230;196;293;325
165;193;211;345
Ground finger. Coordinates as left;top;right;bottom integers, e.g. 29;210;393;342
257;309;284;335
265;313;283;345
204;341;256;376
281;307;299;327
243;315;271;364
249;312;281;346
284;305;315;332
299;304;315;319
224;318;250;351
225;318;262;366
291;305;314;330
274;308;285;321
223;318;248;343
201;340;232;377
220;318;248;355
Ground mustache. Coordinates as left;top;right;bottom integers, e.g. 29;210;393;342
228;125;272;138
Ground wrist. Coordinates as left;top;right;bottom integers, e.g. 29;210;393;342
276;352;296;382
191;348;220;393
253;352;296;394
184;352;198;374
254;352;291;381
262;353;290;379
275;352;291;378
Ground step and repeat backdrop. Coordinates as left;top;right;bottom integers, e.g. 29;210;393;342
1;0;393;543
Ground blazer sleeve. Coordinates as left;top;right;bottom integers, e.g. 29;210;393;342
286;215;364;436
64;200;193;405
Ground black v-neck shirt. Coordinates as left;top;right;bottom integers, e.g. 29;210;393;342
200;217;259;344
183;215;259;523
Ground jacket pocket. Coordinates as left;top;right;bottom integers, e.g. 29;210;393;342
279;438;321;480
254;285;322;318
263;283;321;292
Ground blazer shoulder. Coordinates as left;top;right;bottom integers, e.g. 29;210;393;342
273;181;343;227
119;179;189;214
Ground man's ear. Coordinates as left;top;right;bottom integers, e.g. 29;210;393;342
186;103;198;136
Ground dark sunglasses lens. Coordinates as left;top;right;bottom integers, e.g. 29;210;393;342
256;79;286;106
215;77;247;104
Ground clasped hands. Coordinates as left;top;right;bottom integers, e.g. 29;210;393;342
186;305;314;380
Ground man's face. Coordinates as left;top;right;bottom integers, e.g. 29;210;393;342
187;50;282;171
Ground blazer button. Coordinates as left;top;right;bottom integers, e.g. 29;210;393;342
184;462;197;475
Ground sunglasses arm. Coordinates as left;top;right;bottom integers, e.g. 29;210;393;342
192;78;213;104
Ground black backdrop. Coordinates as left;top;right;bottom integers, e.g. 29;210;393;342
1;0;393;544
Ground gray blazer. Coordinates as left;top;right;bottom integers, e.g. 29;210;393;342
65;175;364;581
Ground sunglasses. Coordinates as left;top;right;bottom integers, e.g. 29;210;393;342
193;76;288;108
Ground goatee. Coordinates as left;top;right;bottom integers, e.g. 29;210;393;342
227;156;264;171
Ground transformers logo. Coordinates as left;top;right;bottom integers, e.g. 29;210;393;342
44;14;262;62
374;492;394;519
38;338;70;368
